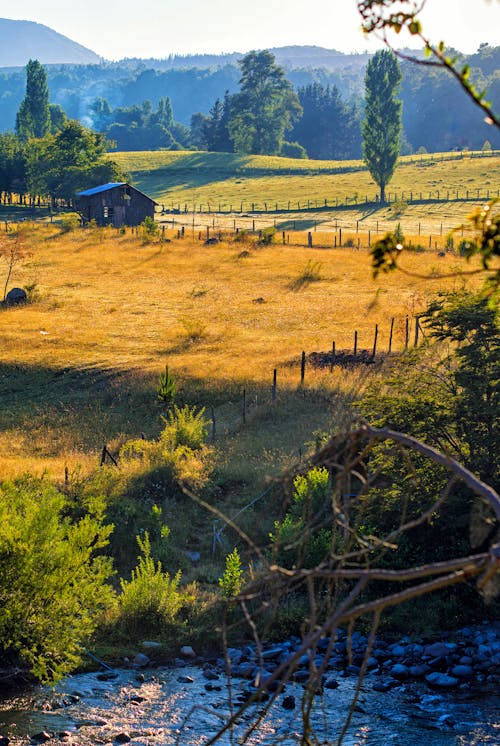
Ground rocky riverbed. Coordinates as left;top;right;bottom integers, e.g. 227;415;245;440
0;622;498;745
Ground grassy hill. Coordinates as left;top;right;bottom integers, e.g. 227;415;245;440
113;150;500;214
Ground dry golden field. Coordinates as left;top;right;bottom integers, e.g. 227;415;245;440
0;221;491;483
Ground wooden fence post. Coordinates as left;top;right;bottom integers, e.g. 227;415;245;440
301;351;306;384
242;388;246;424
354;330;358;359
308;232;313;248
211;407;216;441
372;323;378;359
405;316;409;349
272;369;277;401
388;317;394;354
414;317;420;347
330;341;336;372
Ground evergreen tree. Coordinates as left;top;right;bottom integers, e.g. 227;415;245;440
362;49;402;203
228;50;301;155
291;83;361;160
15;59;51;141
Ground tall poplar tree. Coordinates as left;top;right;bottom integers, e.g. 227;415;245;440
15;59;51;141
362;49;402;204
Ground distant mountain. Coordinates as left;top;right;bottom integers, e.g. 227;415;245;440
114;45;369;73
0;18;100;67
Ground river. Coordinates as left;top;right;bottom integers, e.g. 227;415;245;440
0;665;498;745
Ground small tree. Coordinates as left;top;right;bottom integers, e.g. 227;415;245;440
157;364;176;408
219;547;243;598
362;49;402;204
0;231;30;301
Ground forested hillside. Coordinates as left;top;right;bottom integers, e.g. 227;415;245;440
0;44;499;153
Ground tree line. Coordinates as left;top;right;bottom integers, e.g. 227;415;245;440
0;60;123;207
0;45;498;153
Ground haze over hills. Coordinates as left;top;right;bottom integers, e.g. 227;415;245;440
0;18;101;67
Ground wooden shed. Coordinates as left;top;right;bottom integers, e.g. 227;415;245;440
75;182;158;227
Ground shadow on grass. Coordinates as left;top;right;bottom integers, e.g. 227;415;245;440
0;362;158;454
128;152;364;196
276;219;318;231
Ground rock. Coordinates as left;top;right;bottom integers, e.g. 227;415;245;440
451;664;473;678
391;663;409;679
5;287;27;304
114;733;131;743
204;683;221;692
425;672;459;688
437;714;456;728
324;678;339;689
409;664;430;678
0;737;10;745
97;671;118;681
180;646;196;658
282;695;296;710
424;642;451;659
133;653;150;667
58;732;73;740
31;733;51;743
142;641;161;649
129;695;146;703
372;680;395;692
345;664;361;676
177;675;194;684
390;644;407;657
185;551;201;563
202;668;219;681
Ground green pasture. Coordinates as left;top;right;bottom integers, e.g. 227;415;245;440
113;149;500;211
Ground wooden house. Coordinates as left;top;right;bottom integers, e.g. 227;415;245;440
75;182;157;227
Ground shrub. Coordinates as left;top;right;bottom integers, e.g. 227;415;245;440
280;141;308;159
157;364;176;408
140;216;159;242
219;547;244;598
118;532;183;634
59;214;81;233
482;140;492;152
271;467;333;568
120;404;211;489
391;199;408;217
258;227;276;246
343;238;355;248
0;476;114;683
181;317;207;343
160;404;208;451
289;259;323;290
394;222;405;243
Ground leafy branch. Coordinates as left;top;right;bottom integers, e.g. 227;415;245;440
357;0;500;128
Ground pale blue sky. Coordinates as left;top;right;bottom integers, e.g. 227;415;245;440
3;0;499;59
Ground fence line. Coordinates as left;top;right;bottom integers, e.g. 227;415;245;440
160;186;500;217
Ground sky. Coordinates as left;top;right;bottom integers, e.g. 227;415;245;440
3;0;499;59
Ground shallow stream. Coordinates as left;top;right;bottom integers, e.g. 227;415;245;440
0;666;499;745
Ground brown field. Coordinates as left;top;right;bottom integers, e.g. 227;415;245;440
0;221;492;483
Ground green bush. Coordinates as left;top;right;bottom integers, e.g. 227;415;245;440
280;141;308;159
59;214;81;233
118;532;183;635
157;364;176;408
0;476;114;683
271;467;333;568
259;227;276;245
160;404;208;451
219;547;244;598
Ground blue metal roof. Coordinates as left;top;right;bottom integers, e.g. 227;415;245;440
76;182;126;197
